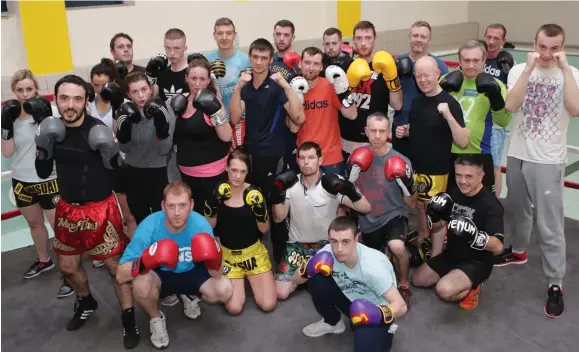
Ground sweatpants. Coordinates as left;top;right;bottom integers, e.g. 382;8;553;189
180;171;228;215
308;275;394;352
124;166;168;224
506;157;566;286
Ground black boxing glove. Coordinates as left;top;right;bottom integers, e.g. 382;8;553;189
268;170;298;205
101;82;124;109
440;70;464;93
476;73;505;111
497;51;515;75
146;53;168;85
210;59;226;80
144;98;170;140
395;57;413;77
193;89;227;127
321;174;362;202
447;215;489;251
426;192;454;229
1;99;21;140
187;53;205;64
115;60;128;79
23;96;53;124
169;94;188;118
115;101;141;144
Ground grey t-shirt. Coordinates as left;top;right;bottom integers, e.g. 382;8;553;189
355;148;409;233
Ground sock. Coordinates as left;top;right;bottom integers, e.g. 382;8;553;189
123;307;135;315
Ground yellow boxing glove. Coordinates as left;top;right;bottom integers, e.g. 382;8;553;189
373;51;401;92
346;59;372;88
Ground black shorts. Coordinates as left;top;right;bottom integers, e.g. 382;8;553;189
247;155;284;196
362;216;408;251
154;265;211;298
448;153;495;192
426;251;493;288
12;178;60;209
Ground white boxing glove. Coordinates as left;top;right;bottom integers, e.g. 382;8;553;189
289;77;309;104
325;65;354;108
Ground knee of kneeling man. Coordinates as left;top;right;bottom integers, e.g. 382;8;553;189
435;281;454;300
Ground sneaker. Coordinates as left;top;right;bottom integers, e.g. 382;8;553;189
180;294;201;320
122;308;140;349
544;285;564;318
399;285;412;309
66;294;98;331
302;318;346;337
494;246;528;267
23;258;55;279
161;295;179;307
459;284;482;310
92;260;105;268
149;312;169;349
57;277;75;299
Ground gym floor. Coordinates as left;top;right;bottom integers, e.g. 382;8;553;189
2;213;578;352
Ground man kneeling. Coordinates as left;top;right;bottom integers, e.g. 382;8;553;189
293;216;407;352
117;181;233;349
411;155;504;309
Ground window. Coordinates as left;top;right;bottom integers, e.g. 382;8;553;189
65;1;123;8
1;1;8;13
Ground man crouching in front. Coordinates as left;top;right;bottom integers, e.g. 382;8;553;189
116;181;233;349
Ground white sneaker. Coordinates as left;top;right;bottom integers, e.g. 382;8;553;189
181;294;201;320
149;311;169;349
161;295;179;307
302;318;346;337
92;260;104;268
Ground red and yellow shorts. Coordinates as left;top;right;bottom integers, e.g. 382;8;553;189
53;194;128;260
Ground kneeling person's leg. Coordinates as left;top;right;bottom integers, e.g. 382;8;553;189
133;270;162;318
196;265;233;303
411;251;452;288
436;260;491;302
354;324;395;352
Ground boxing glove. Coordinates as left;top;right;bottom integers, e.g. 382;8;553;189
131;238;180;277
144;98;171;140
88;124;122;169
204;182;233;218
191;232;222;271
115;60;128;79
426;192;454;228
289;77;309;104
384;156;415;197
447;214;489;251
243;185;269;223
115;102;141;144
101;82;124;110
373;51;401;92
169;94;188;118
210;59;226;81
35;116;66;161
497;51;515;75
347;59;372;88
475;73;505;111
283;52;301;74
146;53;168;85
23;96;53;124
299;251;334;279
325;65;354;108
269;170;299;205
341;43;354;58
347;147;373;182
193;89;227;127
350;299;394;326
1;99;21;140
321;174;362;202
395;56;413;77
187;52;205;64
440;70;464;93
86;83;96;103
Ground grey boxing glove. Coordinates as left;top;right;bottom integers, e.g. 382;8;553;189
88;124;122;169
35;116;66;160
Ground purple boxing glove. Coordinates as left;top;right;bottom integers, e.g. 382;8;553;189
350;299;394;326
299;251;334;279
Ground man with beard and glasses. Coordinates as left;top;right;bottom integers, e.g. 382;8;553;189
33;75;139;349
320;27;354;78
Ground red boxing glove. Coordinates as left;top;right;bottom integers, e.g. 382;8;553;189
131;238;179;277
341;43;354;57
283;52;301;74
348;147;373;182
191;232;223;271
384;156;415;197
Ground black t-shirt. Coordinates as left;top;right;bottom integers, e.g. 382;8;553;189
408;90;465;174
215;201;261;250
54;116;116;204
339;61;390;143
484;58;508;85
320;52;353;78
130;64;146;74
156;67;190;102
446;186;504;264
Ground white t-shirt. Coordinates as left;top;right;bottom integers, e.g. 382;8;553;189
87;98;114;131
507;63;579;164
286;174;342;243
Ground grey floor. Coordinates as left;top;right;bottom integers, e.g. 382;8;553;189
2;215;579;352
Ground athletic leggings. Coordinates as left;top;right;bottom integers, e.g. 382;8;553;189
180;171;228;215
124;165;168;224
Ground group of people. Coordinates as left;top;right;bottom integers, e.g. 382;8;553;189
1;15;578;351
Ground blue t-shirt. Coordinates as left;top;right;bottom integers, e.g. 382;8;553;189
205;50;251;119
119;211;214;273
393;53;449;125
319;243;397;306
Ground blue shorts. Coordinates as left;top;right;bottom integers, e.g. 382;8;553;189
320;162;346;176
491;128;507;168
154;265;211;298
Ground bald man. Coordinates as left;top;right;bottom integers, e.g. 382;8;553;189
404;57;469;260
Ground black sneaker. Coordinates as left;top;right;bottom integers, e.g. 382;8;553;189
122;308;140;349
57;277;75;299
23;258;55;279
544;285;564;318
66;294;98;331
